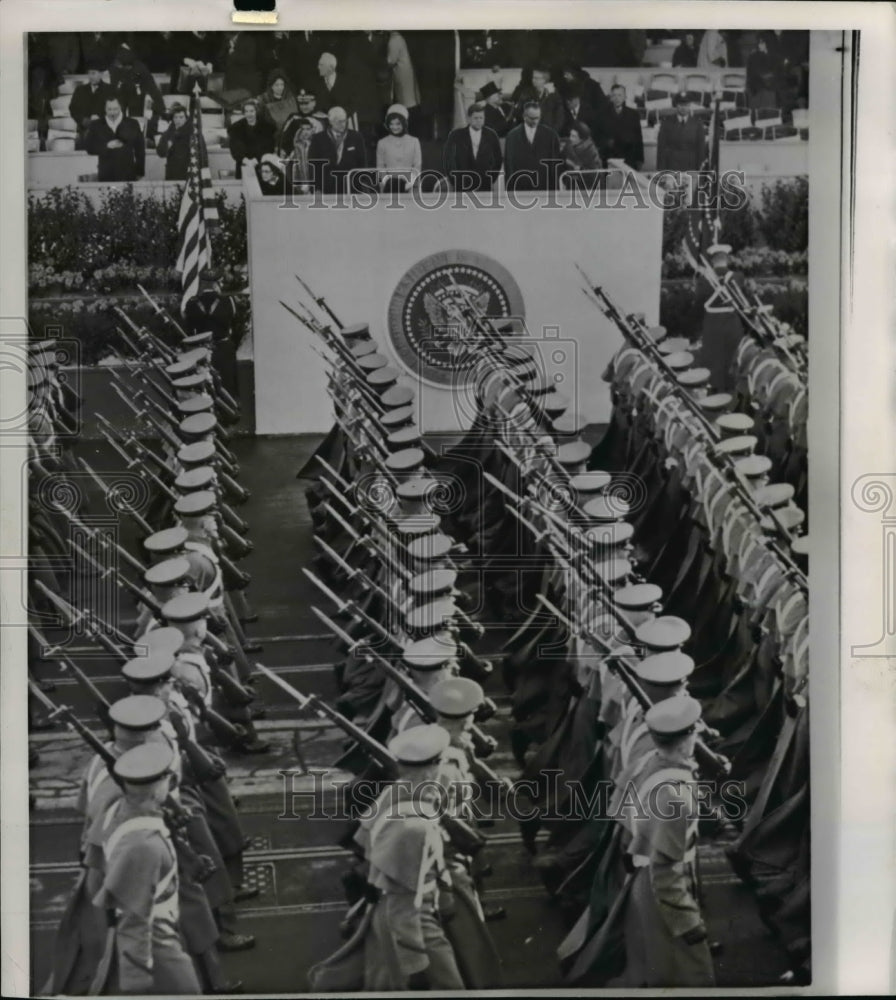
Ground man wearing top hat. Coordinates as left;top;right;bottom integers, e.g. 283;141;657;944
442;102;504;193
477;81;512;137
183;268;243;401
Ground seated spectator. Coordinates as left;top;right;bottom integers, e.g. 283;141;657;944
476;81;511;137
78;31;118;74
257;69;299;137
375;104;422;193
156;103;192;181
315;52;357;119
84;95;145;182
504;100;562;192
256;153;287;196
443;102;503;192
69;62;114;149
672;32;700;68
282;119;315;193
308;106;367;195
227;98;276;180
746;35;780;110
562;120;602;174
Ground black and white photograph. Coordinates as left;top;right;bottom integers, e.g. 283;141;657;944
0;2;888;996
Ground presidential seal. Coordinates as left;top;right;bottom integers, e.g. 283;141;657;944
387;250;525;386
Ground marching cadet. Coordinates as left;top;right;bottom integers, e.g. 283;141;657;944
161;592;270;755
91;742;203;995
609;695;715;988
52;695;171;996
120;652;258;958
135;555;192;638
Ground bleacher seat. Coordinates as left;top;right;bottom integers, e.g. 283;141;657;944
648;73;679;98
754;107;783;128
723;112;753;134
726;127;763;142
50;95;72;116
791;108;809;129
798;127;809;141
57;80;76;96
766;125;799;141
48;136;77;152
722;72;747;92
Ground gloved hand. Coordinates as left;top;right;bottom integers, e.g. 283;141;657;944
682;924;708;946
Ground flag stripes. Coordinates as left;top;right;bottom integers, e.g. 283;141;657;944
175;85;219;313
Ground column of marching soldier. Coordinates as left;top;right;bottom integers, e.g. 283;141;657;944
27;303;277;995
282;250;809;988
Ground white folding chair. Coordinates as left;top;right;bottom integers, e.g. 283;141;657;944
50;95;72;116
791;108;809;129
648;73;679;98
723;113;753;134
754;107;783;128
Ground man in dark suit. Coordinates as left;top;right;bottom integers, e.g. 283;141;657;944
512;67;566;134
477;82;511;137
342;31;387;154
656;95;706;173
596;84;644;170
68;63;114;148
84;95;145;181
442;103;503;193
308;106;367;194
504;101;562;192
155;103;192;181
314;52;357;121
561;85;600;139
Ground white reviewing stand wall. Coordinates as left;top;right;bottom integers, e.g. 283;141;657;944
245;163;663;435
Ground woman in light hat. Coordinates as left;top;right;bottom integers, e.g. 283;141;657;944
375;104;422;194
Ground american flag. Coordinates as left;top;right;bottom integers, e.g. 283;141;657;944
175;83;219;313
682;98;723;268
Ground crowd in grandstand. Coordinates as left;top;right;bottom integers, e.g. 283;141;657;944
27;30;809;190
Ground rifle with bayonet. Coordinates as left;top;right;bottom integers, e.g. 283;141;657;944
294;273;344;329
29;679;217;881
536;593;730;781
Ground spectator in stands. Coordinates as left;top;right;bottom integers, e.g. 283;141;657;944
69;62;114;149
698;29;728;68
504;101;562;192
513;67;566;134
672;32;700;68
443;102;503;193
476;82;511;138
562;120;602;182
746;35;779;110
656;94;706;173
85;95;145;181
256;153;287;196
308;106;367;195
109;44;165;136
220;32;262;106
386;32;421;131
47;34;80;79
376;105;422;193
342;31;388;154
227;98;276;180
170;31;218;95
257;69;299;137
597;84;643;171
78;32;118;73
156;103;192;181
560;83;601;139
280;30;329;93
282;119;315;193
295;89;329;132
314;52;356;118
511;67;535;106
278;108;323;158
